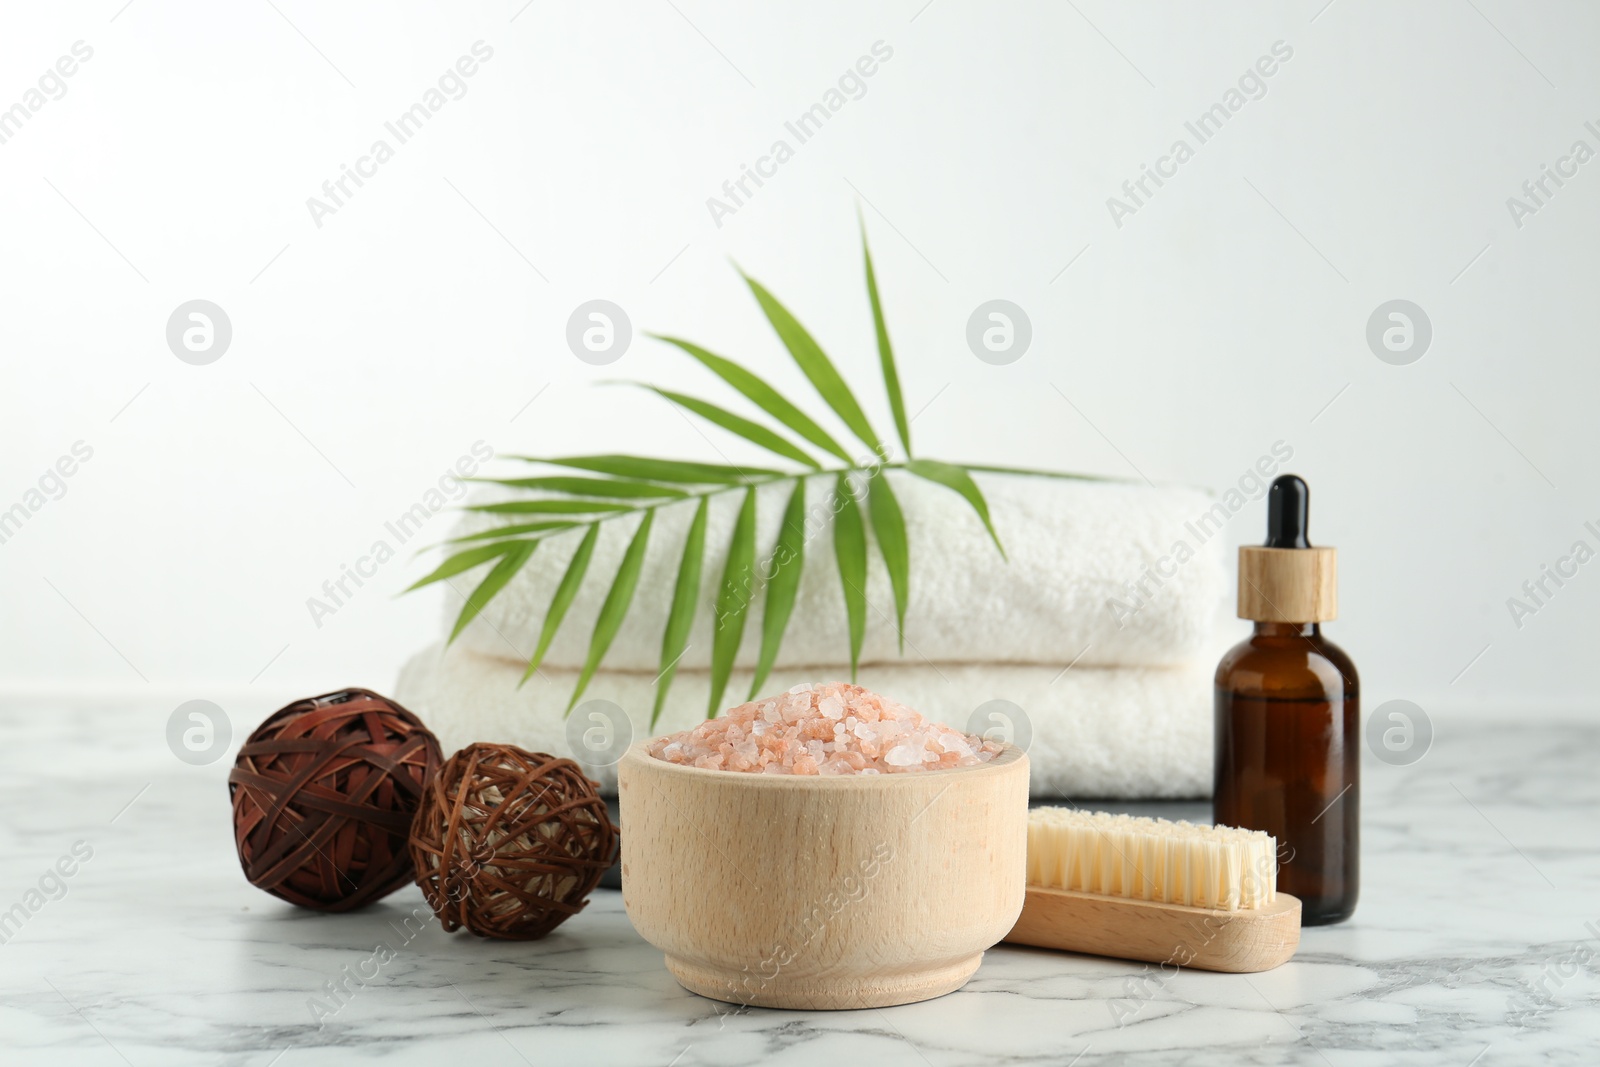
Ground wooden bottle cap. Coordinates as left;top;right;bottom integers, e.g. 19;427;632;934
1237;545;1337;622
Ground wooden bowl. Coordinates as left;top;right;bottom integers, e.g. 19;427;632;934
618;741;1029;1010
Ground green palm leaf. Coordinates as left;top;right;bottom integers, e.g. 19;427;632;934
406;539;534;592
476;476;687;499
749;480;807;698
519;524;601;685
653;497;708;728
448;540;537;644
512;453;781;484
567;511;654;713
861;224;910;457
961;463;1115;483
708;487;757;717
443;520;578;545
866;469;909;652
831;473;868;680
906;459;1006;559
469;499;633;517
651;336;853;463
743;273;883;458
635;385;820;469
404;221;1110;714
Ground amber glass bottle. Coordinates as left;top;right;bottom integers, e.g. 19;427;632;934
1214;475;1358;926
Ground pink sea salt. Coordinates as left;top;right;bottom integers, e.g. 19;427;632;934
648;682;1005;775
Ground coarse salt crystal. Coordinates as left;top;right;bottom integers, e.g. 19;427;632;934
884;744;919;767
647;682;1004;776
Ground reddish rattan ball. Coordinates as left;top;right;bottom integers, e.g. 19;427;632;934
228;688;442;912
409;743;617;940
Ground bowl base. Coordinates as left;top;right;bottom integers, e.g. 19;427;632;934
664;952;984;1010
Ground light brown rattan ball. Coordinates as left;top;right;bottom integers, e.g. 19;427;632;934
409;743;617;940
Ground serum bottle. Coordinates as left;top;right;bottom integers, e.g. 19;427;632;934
1214;474;1359;926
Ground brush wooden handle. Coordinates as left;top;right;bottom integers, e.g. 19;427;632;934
1004;885;1301;973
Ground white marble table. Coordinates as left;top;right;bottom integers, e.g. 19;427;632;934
2;696;1595;1066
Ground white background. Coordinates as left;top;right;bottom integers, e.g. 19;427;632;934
1;0;1594;725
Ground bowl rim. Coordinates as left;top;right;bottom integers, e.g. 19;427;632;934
619;738;1026;788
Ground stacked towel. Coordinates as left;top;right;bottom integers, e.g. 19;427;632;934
394;470;1227;797
397;646;1219;798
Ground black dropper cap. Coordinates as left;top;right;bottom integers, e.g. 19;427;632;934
1264;474;1311;548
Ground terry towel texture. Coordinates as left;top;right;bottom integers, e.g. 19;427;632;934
446;471;1224;672
395;642;1217;799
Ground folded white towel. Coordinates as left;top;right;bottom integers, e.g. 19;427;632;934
444;470;1223;675
393;642;1218;799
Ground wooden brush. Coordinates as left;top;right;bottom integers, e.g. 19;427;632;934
1003;808;1301;973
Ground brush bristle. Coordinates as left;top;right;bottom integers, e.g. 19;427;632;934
1026;808;1277;911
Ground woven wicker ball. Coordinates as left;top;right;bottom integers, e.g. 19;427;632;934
409;743;617;940
228;688;442;912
